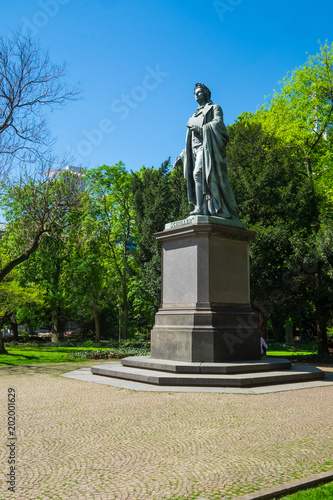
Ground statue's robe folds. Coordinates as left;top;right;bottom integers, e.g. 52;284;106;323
182;102;238;218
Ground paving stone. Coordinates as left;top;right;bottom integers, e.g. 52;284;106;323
0;362;332;500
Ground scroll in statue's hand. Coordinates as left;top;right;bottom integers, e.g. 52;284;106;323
173;156;183;168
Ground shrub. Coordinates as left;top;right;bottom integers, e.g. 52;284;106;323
66;347;150;360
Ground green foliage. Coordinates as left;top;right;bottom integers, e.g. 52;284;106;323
255;41;333;190
0;169;83;346
228;120;319;330
0;274;45;322
0;170;81;263
60;202;114;341
85;163;138;339
66;346;150;359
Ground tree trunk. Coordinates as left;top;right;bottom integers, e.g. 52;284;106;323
0;335;8;354
93;300;100;343
11;321;19;342
285;323;294;345
305;156;312;179
121;274;128;340
314;263;329;354
0;229;46;284
317;316;329;354
271;317;285;342
51;299;59;342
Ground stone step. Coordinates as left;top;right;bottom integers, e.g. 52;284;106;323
91;362;324;388
121;356;292;374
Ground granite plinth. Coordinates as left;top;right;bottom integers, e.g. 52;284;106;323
151;217;260;362
151;304;260;362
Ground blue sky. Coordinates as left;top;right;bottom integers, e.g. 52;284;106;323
1;0;333;172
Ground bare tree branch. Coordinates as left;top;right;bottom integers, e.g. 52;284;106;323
0;30;80;174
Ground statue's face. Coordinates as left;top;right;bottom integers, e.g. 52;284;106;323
194;87;207;106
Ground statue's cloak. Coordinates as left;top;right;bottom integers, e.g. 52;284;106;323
182;103;238;218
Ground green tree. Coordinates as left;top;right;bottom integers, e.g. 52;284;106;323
61;223;112;343
246;42;333;353
0;170;82;285
5;171;84;342
27;236;67;342
85;163;137;340
228;112;333;352
0;268;45;353
254;41;333;188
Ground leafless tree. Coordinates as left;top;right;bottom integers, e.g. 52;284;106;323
0;30;79;174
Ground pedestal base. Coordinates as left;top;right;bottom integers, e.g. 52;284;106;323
152;217;260;362
151;304;260;362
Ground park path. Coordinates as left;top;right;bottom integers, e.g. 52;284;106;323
1;362;333;500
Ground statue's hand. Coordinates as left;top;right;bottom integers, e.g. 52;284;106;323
189;125;201;135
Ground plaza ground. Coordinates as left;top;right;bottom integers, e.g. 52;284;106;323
1;361;333;500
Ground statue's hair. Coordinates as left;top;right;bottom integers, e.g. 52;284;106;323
194;83;211;101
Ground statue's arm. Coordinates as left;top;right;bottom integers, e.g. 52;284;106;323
210;104;224;123
205;104;229;144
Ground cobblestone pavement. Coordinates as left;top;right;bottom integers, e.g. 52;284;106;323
1;362;333;500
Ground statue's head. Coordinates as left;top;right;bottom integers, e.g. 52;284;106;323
194;83;211;103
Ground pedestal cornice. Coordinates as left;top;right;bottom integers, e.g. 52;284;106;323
156;216;255;243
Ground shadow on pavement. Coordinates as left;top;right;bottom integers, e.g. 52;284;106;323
0;361;98;377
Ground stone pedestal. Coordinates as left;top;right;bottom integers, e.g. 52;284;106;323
90;217;325;388
150;216;261;362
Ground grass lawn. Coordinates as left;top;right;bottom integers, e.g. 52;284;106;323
173;481;333;500
275;481;333;499
267;341;317;357
268;349;317;356
269;350;316;356
0;345;106;366
267;341;332;364
0;344;150;366
0;340;330;367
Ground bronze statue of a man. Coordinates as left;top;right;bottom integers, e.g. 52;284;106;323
174;83;239;219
